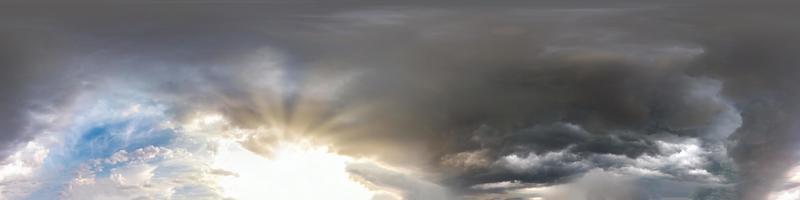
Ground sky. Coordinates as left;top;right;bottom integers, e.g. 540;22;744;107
0;1;799;200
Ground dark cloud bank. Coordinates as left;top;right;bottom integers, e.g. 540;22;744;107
2;1;800;199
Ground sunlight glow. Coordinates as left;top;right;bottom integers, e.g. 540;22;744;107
212;139;374;200
768;165;800;200
769;187;800;200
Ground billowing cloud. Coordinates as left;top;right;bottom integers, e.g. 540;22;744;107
0;1;798;200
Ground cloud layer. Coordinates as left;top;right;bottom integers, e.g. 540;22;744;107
1;1;799;200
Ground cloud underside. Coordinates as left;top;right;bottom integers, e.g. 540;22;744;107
1;2;800;200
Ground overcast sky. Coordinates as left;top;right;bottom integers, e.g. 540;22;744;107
1;1;800;200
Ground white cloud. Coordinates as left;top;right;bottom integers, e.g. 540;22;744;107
61;146;202;200
769;186;800;200
63;161;192;200
628;138;720;182
768;164;800;200
498;150;589;174
109;164;155;186
471;180;526;190
103;146;175;165
62;168;177;200
0;141;49;199
492;137;722;183
0;142;48;178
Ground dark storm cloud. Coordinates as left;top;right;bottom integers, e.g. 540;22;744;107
271;6;740;197
1;1;799;199
685;5;800;198
0;22;82;158
0;36;33;157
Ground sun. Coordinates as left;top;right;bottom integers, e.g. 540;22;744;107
211;139;375;200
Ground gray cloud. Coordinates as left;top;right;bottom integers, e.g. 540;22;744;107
1;1;798;199
347;161;455;200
